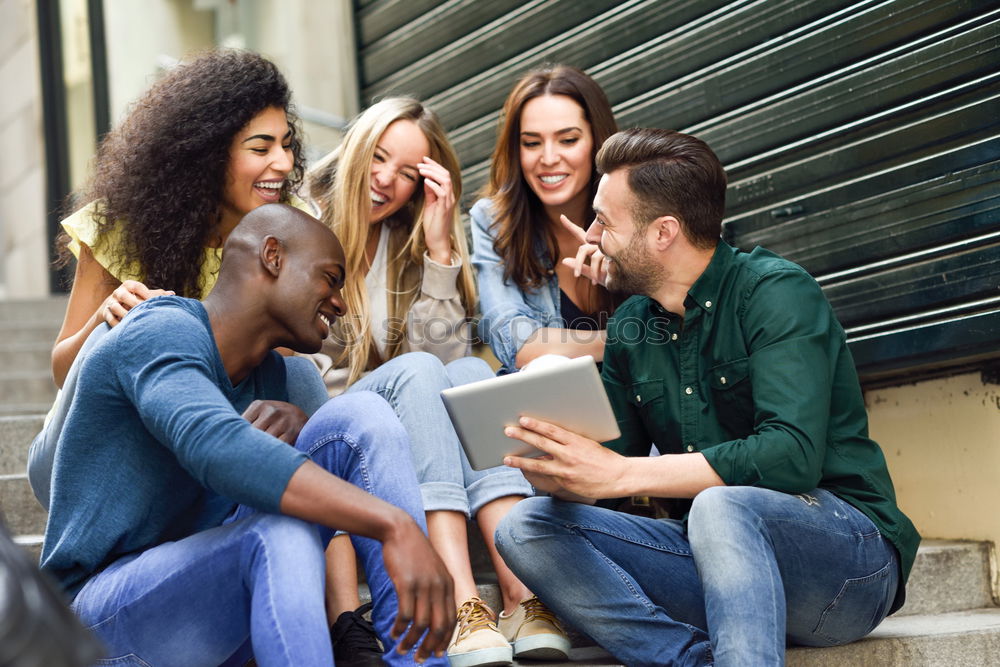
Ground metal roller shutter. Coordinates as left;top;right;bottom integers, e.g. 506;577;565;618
354;0;1000;386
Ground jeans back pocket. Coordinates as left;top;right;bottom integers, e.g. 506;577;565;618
812;559;895;645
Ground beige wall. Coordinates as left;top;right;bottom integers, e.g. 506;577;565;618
239;0;359;158
0;0;49;298
0;0;356;300
105;0;357;160
866;371;1000;599
104;0;214;123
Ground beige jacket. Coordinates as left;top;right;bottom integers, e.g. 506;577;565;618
306;224;471;395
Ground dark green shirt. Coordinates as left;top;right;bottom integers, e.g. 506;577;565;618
602;240;919;611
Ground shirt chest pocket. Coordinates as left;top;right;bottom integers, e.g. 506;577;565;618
708;358;754;437
626;379;667;432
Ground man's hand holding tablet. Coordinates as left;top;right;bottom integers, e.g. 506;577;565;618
439;355;620;472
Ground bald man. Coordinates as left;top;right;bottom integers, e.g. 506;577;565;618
40;204;454;666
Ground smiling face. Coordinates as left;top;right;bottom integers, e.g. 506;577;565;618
220;107;294;237
369;119;430;224
272;221;348;353
519;94;594;219
589;170;664;296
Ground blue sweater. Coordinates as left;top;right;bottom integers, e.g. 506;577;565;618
41;297;308;596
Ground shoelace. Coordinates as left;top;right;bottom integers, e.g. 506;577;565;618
456;597;498;639
521;595;565;632
331;601;382;654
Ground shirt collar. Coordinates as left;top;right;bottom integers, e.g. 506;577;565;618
686;239;736;314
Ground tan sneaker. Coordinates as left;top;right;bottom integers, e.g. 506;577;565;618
498;595;571;660
447;596;513;667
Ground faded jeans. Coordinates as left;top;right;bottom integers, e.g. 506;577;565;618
347;351;532;517
70;391;449;667
496;487;899;667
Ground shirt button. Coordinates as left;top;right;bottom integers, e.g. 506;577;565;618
686;444;695;452
685;387;693;395
720;376;727;385
671;333;678;341
705;300;712;308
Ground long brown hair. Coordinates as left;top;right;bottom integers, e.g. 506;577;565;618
483;65;617;291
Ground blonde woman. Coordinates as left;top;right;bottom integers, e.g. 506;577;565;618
305;98;569;666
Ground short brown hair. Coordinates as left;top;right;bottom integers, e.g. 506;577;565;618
596;128;727;249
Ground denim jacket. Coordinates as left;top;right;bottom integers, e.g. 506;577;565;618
470;198;564;374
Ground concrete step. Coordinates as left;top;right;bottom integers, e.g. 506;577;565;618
0;341;52;372
14;534;42;563
788;607;1000;666
358;587;1000;667
0;297;68;322
899;539;995;616
0;403;51;417
0;370;57;405
0;473;46;535
0;322;61;344
0;415;43;474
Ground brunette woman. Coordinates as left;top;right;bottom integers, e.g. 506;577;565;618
471;65;619;373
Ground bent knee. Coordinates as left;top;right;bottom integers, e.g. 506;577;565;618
392;351;446;378
244;514;323;560
445;356;495;383
689;485;770;519
495;497;560;550
688;486;776;544
309;391;405;441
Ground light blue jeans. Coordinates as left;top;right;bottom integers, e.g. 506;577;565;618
70;392;449;667
347;352;532;517
496;487;899;667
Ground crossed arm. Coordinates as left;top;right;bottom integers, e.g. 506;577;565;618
241;398;455;659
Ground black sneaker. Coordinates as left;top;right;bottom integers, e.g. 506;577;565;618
330;602;384;666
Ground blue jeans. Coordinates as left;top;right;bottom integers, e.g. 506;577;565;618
70;391;448;667
348;352;532;517
496;487;899;667
285;354;331;417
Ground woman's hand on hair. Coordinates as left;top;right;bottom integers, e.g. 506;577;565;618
560;214;608;287
417;156;454;265
101;280;174;328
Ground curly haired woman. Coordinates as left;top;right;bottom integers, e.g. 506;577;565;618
30;49;328;512
49;49;306;383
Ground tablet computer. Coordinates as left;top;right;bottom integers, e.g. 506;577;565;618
440;355;620;470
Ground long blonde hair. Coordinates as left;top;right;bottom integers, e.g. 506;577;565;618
306;97;477;386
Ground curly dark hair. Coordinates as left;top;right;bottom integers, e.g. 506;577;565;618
61;49;304;298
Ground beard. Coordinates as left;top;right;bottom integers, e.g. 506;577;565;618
604;234;664;297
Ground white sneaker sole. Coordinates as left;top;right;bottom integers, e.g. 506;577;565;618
447;644;513;667
513;632;572;660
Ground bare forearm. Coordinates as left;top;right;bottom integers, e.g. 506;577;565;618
514;328;606;368
52;310;104;387
621;453;725;499
279;460;414;541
